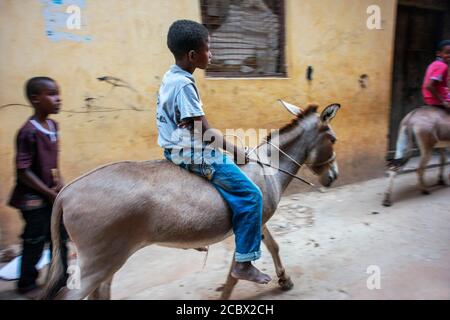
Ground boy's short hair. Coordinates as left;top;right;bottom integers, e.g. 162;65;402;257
25;77;56;101
437;40;450;51
167;20;209;59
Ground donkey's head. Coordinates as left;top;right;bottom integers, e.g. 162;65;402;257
279;100;341;187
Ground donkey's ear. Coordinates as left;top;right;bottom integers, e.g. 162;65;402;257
278;99;304;116
320;103;340;123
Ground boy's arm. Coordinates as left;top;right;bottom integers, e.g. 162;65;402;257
18;169;58;203
50;168;64;193
15;129;58;203
426;79;449;108
54;120;64;192
179;116;248;163
56;170;64;192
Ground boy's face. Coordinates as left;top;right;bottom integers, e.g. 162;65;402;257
437;45;450;64
31;81;61;115
190;36;212;70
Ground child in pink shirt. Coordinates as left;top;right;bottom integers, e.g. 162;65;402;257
422;40;450;109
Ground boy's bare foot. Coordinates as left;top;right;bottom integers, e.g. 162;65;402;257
231;262;271;284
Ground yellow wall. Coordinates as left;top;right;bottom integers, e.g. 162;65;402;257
0;0;397;247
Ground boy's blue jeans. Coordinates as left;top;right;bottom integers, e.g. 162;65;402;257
164;149;263;262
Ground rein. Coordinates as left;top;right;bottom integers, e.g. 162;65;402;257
250;159;316;187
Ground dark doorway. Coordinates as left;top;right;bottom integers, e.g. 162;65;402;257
388;4;446;158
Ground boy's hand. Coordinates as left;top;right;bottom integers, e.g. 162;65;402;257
18;169;60;205
52;182;64;193
46;190;58;204
234;147;249;165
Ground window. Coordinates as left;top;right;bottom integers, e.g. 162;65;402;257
200;0;286;77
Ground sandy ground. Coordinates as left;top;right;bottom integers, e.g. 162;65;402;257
0;167;449;300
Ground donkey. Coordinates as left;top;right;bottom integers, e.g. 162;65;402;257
383;106;450;207
41;101;341;300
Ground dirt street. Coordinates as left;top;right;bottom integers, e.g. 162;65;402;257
1;167;449;300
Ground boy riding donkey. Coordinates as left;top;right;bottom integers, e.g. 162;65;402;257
156;20;271;284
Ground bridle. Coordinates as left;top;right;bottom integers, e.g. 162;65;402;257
245;138;336;188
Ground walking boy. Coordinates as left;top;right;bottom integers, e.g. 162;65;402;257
9;77;69;295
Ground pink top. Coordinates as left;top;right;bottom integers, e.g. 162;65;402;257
422;59;450;105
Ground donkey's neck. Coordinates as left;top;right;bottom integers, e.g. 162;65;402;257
264;115;319;194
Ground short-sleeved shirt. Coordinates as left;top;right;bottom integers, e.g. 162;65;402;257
422;58;450;105
8;118;59;209
156;65;215;164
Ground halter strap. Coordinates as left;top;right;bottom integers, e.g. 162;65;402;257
306;152;336;167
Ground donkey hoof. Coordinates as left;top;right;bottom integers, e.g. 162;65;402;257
382;198;392;207
278;277;294;291
438;179;446;186
422;190;430;195
215;284;224;292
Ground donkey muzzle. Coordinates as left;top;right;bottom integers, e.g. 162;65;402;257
320;162;339;187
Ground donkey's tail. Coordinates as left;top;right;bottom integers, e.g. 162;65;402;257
389;123;414;169
40;197;67;300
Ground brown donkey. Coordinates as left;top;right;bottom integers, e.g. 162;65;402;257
41;102;341;300
383;106;450;207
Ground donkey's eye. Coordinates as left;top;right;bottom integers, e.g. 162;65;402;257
330;136;336;144
326;132;336;144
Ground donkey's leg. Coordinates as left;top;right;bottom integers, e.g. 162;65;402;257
415;129;437;195
54;262;111;300
417;149;432;195
55;243;132;300
438;149;447;186
383;169;398;207
219;253;239;300
87;275;113;300
262;225;293;290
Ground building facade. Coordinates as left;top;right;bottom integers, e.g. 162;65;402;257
0;0;448;247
